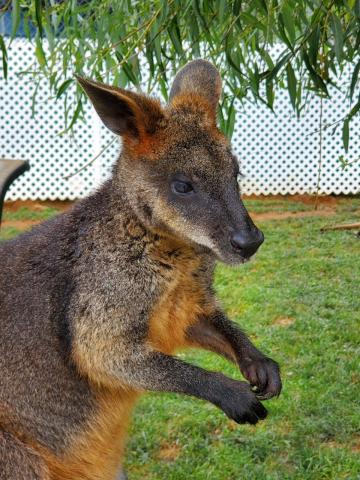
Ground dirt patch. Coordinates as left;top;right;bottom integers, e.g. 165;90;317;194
274;420;294;435
225;421;239;432
351;437;360;453
157;442;182;462
4;200;73;213
243;194;343;208
321;440;344;449
321;437;360;453
2;200;73;232
1;219;40;230
273;317;295;327
251;208;335;221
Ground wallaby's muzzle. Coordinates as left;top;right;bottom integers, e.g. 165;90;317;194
230;227;264;259
215;196;265;264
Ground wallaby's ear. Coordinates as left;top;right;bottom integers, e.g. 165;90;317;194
76;76;163;139
169;59;222;112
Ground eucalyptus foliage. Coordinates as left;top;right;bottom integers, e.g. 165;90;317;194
1;0;360;146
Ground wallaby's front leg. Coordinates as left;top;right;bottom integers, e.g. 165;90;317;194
77;343;267;425
187;309;282;400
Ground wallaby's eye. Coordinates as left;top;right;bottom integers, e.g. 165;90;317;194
172;180;194;195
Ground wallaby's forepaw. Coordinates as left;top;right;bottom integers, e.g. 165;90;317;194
240;356;282;400
214;376;268;425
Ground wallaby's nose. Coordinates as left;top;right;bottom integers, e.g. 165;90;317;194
230;228;264;258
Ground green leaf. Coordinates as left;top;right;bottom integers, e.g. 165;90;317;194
349;59;360;101
259;0;268;15
249;65;260;97
115;51;138;86
241;12;265;29
117;69;128;89
22;14;31;40
259;48;274;70
224;99;236;138
266;78;274;110
158;1;169;23
337;155;347;170
282;4;296;44
286;63;297;110
44;25;54;52
218;101;225;133
158;75;168;101
355;0;360;17
330;14;343;64
150;23;164;69
278;14;293;51
232;0;241;16
302;51;329;96
296;81;302;115
188;15;200;50
168;18;183;55
0;35;7;80
225;44;244;78
267;52;293;82
308;26;320;67
218;0;226;23
348;99;360;120
43;3;55;50
11;0;21;40
56;79;73;99
35;0;43;37
145;35;155;77
122;61;138;86
67;99;83;131
31;81;40;118
342;118;349;152
35;35;47;68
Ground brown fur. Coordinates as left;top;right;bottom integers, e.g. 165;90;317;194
147;241;212;355
41;389;138;480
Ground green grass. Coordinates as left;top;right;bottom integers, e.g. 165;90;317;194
1;199;359;479
2;206;61;222
0;226;24;241
0;206;62;241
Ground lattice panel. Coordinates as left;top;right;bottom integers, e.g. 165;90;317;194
0;39;359;200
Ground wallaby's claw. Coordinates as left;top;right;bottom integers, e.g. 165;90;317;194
240;356;282;400
214;375;268;425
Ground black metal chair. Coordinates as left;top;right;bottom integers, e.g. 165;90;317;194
0;159;30;227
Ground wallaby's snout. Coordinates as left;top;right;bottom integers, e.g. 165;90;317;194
215;191;265;263
228;198;264;259
230;226;264;259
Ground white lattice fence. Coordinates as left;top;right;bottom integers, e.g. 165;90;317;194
0;39;359;200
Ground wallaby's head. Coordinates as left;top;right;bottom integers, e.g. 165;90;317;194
77;60;263;265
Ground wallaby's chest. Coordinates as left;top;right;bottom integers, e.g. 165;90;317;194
147;246;212;354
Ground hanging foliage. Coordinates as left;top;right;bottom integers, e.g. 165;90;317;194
0;0;359;143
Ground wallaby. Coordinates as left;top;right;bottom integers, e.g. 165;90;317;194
0;60;282;480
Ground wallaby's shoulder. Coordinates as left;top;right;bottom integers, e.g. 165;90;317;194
0;180;113;270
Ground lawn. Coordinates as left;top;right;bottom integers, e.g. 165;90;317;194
1;197;359;480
